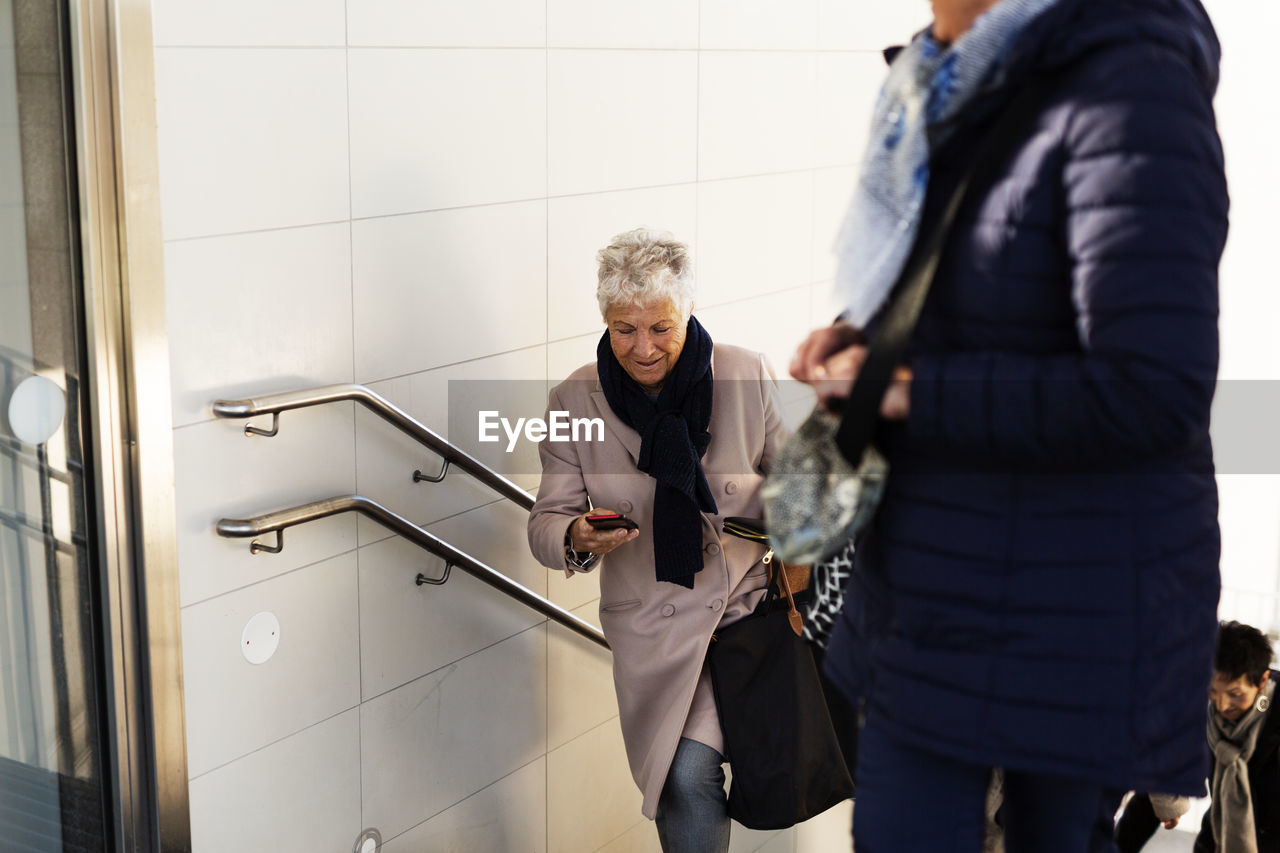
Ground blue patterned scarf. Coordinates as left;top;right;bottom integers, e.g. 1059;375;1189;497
833;0;1060;327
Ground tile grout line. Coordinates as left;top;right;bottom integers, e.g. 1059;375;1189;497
159;166;861;245
694;0;702;266
342;0;365;834
544;2;552;850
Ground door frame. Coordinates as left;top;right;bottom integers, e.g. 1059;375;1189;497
66;0;190;849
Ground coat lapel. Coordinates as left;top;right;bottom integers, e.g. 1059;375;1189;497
590;390;642;466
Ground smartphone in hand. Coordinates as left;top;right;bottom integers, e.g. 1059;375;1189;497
586;513;639;531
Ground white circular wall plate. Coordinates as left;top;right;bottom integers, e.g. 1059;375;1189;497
353;828;381;853
7;375;66;446
241;611;280;664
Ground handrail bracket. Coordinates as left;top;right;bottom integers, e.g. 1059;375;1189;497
244;412;280;438
415;561;453;586
413;458;450;484
249;529;284;555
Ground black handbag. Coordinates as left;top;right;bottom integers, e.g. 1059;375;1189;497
707;541;854;829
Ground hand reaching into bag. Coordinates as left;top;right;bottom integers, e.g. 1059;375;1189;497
790;321;912;420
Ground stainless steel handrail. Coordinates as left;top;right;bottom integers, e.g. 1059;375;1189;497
211;384;535;512
216;494;607;650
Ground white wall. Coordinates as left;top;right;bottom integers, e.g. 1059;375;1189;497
153;0;1280;849
1204;0;1280;634
152;1;928;851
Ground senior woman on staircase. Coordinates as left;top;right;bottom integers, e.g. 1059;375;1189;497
528;227;786;853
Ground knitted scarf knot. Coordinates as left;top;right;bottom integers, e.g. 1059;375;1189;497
597;317;717;588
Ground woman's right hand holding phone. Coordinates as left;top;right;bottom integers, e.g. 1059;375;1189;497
570;508;640;556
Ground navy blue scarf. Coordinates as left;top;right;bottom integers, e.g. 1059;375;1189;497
597;316;717;588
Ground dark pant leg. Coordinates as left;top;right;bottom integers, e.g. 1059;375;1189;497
851;713;990;853
1114;793;1161;853
1001;769;1124;853
654;738;730;853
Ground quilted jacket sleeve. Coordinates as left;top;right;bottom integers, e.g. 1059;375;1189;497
907;47;1228;469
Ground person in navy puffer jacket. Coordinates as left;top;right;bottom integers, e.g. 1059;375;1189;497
790;0;1228;850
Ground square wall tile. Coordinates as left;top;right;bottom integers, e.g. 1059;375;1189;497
154;48;349;239
547;718;641;853
173;405;357;607
359;501;548;699
598;820;662;853
165;223;353;428
354;347;544;543
548;0;698;49
547;185;698;341
812;166;858;285
699;52;817;181
547;334;600;385
351;201;546;381
382;759;547;853
816;52;882;168
348;0;544;47
696;173;812;309
348;49;545;218
730;826;790;853
695;287;812;385
700;0;817;50
546;547;600;612
182;553;360;778
817;0;930;51
152;0;345;46
548;50;698;196
548;601;614;750
188;710;361;853
361;627;548;839
794;799;853;851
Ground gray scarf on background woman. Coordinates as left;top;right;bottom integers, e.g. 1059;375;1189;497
1207;679;1276;853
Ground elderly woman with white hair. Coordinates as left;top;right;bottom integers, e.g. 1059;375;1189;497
528;227;787;852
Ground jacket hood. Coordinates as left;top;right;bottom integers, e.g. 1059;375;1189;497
1009;0;1221;96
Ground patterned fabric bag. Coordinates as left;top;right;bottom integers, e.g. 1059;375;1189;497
802;540;857;649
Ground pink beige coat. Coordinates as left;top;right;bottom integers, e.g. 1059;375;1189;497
528;343;787;818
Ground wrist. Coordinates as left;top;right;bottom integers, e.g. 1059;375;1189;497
564;521;599;569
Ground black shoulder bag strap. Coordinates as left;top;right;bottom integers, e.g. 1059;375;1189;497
834;74;1061;464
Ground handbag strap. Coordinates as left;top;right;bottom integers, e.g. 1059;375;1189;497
766;553;805;637
834;74;1062;463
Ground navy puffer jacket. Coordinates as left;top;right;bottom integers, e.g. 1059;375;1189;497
824;0;1228;794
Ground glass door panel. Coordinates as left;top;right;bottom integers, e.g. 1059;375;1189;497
0;0;110;849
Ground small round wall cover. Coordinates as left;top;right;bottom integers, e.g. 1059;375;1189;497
241;611;280;664
7;375;66;446
353;828;381;853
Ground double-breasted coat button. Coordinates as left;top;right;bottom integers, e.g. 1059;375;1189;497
619;500;633;514
704;542;721;556
709;599;724;612
725;481;739;495
661;604;676;617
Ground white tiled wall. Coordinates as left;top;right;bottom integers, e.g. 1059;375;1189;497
154;0;928;850
1202;0;1280;624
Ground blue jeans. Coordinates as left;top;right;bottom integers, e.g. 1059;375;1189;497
655;738;730;853
853;713;1122;853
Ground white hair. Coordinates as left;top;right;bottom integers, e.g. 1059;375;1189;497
595;227;695;321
